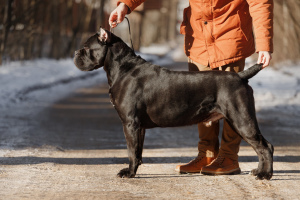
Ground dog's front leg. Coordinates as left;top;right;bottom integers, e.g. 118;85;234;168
117;123;145;178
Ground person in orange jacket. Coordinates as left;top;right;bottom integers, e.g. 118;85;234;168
109;0;273;175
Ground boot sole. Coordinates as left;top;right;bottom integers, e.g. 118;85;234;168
175;168;201;174
201;168;241;175
178;170;201;174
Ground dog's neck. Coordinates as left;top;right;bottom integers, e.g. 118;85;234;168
103;37;146;87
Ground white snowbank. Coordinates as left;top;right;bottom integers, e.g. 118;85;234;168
249;63;300;111
0;59;100;108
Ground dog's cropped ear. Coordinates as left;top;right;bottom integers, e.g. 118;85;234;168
98;27;110;43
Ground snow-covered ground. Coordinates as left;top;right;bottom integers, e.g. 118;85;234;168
0;49;299;120
249;61;300;110
0;59;100;108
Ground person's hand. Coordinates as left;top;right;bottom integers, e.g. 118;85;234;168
257;51;272;68
109;3;129;28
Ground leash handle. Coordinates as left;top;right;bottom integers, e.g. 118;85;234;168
124;17;135;52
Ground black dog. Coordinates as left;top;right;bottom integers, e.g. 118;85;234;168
74;28;273;180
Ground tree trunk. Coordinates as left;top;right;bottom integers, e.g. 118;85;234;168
0;0;13;65
37;1;46;58
50;0;61;59
25;0;36;60
99;0;106;28
65;2;85;57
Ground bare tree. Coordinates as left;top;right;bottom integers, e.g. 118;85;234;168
271;0;300;64
1;0;299;66
0;0;13;65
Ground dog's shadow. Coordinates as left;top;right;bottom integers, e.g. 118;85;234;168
1;155;300;180
0;155;299;165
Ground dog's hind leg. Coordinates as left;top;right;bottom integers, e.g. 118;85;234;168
228;115;273;180
225;91;273;180
117;123;145;178
248;135;274;180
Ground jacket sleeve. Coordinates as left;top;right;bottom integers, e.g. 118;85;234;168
118;0;146;13
247;0;274;53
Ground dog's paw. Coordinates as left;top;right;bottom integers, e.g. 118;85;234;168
256;172;273;180
264;172;273;180
251;169;273;180
117;168;135;178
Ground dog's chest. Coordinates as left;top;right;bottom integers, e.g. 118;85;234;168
108;89;116;108
109;93;116;107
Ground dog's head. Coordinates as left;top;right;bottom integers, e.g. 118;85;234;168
74;28;110;71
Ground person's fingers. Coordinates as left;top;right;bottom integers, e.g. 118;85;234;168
264;58;270;68
257;52;263;64
109;3;128;28
109;10;118;27
263;53;271;68
262;56;267;67
257;51;272;68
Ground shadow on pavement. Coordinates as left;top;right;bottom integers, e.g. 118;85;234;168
0;155;299;165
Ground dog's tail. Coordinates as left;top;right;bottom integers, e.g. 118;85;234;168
238;64;263;80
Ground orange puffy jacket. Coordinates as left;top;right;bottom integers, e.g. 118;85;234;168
119;0;273;68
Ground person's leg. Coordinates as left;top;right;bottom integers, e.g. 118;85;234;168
175;58;218;173
201;59;245;175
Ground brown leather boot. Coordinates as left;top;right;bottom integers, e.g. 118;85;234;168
175;153;216;173
201;155;241;175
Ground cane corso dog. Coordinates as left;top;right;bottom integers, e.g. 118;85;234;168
74;28;274;180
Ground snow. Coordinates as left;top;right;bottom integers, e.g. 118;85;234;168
0;59;102;108
249;64;300;109
0;48;299;120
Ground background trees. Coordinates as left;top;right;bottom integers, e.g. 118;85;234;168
0;0;299;65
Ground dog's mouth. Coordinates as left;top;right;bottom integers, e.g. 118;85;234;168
73;49;103;71
73;51;85;69
92;64;102;71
